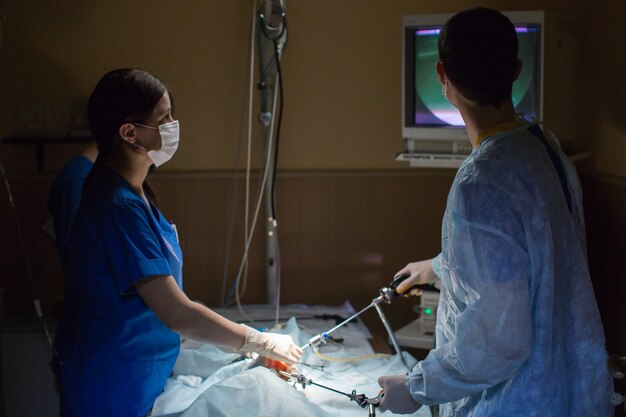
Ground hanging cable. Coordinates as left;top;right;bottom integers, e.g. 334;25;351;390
224;1;253;307
257;3;287;222
269;21;286;222
224;0;288;309
223;0;261;308
258;1;287;326
223;1;287;327
231;6;283;320
220;0;258;307
0;162;56;353
234;80;280;325
269;34;285;327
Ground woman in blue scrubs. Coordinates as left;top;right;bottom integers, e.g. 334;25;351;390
54;68;302;417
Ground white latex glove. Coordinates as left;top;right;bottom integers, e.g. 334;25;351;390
239;325;303;364
394;258;438;297
378;374;422;414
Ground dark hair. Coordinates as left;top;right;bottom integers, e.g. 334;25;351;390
86;68;168;204
438;7;518;108
87;68;168;154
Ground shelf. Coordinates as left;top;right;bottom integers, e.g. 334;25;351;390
395;149;593;169
1;135;92;173
395;152;468;168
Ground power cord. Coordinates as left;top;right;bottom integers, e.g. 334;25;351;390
0;162;56;351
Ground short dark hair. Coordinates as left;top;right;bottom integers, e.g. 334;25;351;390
438;7;518;108
87;68;167;155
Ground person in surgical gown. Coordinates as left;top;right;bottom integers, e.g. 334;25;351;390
48;142;97;278
378;7;614;417
54;68;302;417
48;142;97;376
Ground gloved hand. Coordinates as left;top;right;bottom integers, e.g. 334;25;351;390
394;258;438;297
239;325;303;364
378;374;422;414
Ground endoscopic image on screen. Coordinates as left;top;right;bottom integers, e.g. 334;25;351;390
411;25;541;127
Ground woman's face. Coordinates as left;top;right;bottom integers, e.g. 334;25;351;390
135;92;173;151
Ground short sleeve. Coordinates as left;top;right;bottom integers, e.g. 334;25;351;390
103;199;172;294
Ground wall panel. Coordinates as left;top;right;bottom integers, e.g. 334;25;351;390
0;171;453;331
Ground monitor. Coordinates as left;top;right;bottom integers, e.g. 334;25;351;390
402;11;544;146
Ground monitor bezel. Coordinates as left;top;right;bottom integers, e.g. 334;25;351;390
402;10;545;142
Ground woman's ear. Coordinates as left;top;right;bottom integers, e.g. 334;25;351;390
118;122;136;144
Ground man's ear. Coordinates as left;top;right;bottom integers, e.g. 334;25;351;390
119;122;136;144
436;61;446;85
512;59;523;82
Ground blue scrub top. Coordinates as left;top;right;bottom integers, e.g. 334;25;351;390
48;155;94;276
55;166;183;417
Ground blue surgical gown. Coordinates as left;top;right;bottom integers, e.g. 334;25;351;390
55;166;183;417
48;155;94;276
407;124;614;416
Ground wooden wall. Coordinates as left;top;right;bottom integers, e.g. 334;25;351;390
0;0;586;175
0;170;453;331
1;165;623;352
580;0;626;179
583;173;626;356
583;172;626;416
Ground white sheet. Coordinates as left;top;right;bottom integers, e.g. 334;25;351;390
152;306;431;417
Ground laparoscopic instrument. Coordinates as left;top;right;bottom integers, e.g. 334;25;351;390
301;274;436;367
277;370;385;417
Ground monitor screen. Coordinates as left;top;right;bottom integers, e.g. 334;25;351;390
403;12;543;139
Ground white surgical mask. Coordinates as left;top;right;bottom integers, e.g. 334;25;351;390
133;120;180;167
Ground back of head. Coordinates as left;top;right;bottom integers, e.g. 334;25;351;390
438;7;518;108
87;68;167;156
